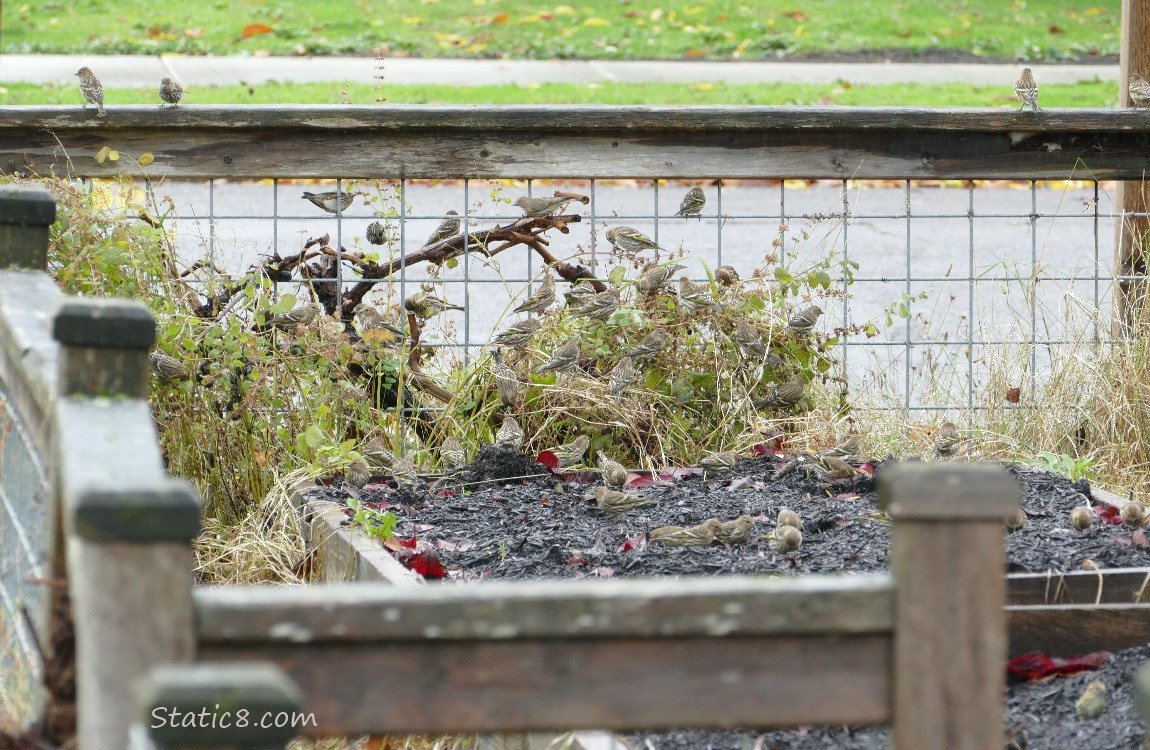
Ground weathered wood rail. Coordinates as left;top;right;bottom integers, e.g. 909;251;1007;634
3;106;1150;180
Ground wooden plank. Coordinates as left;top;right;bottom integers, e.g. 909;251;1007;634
879;462;1021;521
1008;604;1150;658
1114;0;1150;332
194;574;894;643
3;106;1150;180
303;500;424;586
199;633;892;735
1007;568;1150;606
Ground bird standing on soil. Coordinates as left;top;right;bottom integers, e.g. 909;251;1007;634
1130;74;1150;108
787;305;824;334
753;376;804;410
593;486;653;514
716;515;755;545
609;355;639;403
158;77;184;106
150;351;192;383
699;451;740;472
1014;68;1041;112
776;508;802;530
933;421;961;458
650;519;722;547
821;433;864;466
1121;500;1144;527
597;450;628;488
1069;506;1094;531
513;272;556;314
345;459;372;489
636;263;686;295
425;210;460;246
389;457;422;491
808;454;856;483
606;226;662;255
75;67;106;116
496;415;525;450
302;191;358;214
439;436;468;471
627;329;668;363
491;318;541;349
491;349;523;407
514;196;575;217
534;337;582;375
546;435;590;468
675;186;706;219
404;291;464;320
769;525;803;553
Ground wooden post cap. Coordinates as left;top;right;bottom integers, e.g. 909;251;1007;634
137;663;306;749
69;478;201;543
0;184;57;227
877;462;1020;520
1135;661;1150;731
53;298;156;349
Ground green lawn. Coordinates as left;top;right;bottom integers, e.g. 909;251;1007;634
2;0;1119;62
0;78;1117;107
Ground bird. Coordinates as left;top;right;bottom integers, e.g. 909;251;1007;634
677;276;718;313
345;459;372;489
263;302;321;332
627;329;668;363
1122;500;1144;527
514;196;575;217
733;319;767;359
302;191;359;214
352;303;407;347
698;451;740;472
769;525;803;553
534;338;581;375
593;486;653;514
1075;680;1108;720
545;435;590;468
1130;73;1150;108
425;210;460;246
597;450;628;488
650;519;722;547
609;355;639;403
714;265;740;286
636;263;686;295
490;318;542;349
439;436;467;471
404;291;464;320
491;349;523;407
715;515;755;545
808;454;856;483
821;433;864;466
75;67;106;117
1005;508;1028;530
675;186;706;219
362;438;396;470
1014;67;1040;113
1069;506;1094;531
389;456;422;491
933;421;961;458
496;415;525;450
513;272;556;314
366;221;391;245
158;77;184;106
149;351;192;383
606;226;661;255
753;376;804;410
568;287;620;321
787;305;824;334
776;508;802;530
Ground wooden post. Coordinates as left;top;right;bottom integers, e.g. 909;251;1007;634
53;298;202;750
1135;662;1150;750
0;183;55;270
131;663;304;749
1114;0;1150;333
879;463;1020;750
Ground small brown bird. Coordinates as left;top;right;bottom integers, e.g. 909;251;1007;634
733;319;767;359
389;456;422;491
150;351;192;383
821;433;864;466
366;221;391;246
1069;506;1094;531
677;276;718;313
302;190;358;214
716;515;755;545
675;186;706;219
636;263;686;295
650;518;722;547
714;265;740;286
75;66;105;116
1121;500;1144;527
769;525;803;553
490;318;542;349
593;486;653;514
1014;67;1040;113
787;305;824;333
534;337;582;375
777;508;802;530
546;435;590;468
699;451;740;472
491;349;523;408
568;287;620;321
496;415;525;450
934;421;961;458
1005;507;1028;530
264;302;321;332
439;436;467;471
606;226;662;254
362;438;396;470
627;329;668;363
609;355;639;403
513;272;556;314
808;454;856;483
1130;73;1150;108
404;291;464;320
1075;680;1107;720
597;450;628;488
425;210;460;246
515;195;575;217
345;459;372;489
158;77;184;106
753;376;804;410
564;283;597;311
352;303;407;347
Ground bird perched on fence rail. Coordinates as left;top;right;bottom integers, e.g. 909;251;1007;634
158;77;184;106
75;66;105;116
1014;67;1040;113
302;190;358;214
675;186;706;220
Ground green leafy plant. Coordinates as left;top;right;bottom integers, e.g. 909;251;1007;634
1030;451;1098;483
348;500;398;544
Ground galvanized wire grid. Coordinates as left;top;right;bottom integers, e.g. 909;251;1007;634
158;177;1128;414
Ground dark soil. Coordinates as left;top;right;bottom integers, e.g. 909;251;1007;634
306;446;1150;749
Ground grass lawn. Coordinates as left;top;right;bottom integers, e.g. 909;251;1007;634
0;79;1118;108
2;0;1119;62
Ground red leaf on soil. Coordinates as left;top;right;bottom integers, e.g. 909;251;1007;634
1005;386;1021;403
394;535;419;548
753;433;786;455
1095;503;1122;524
617;532;645;553
392;547;446;579
835;492;861;501
567;556;590;567
859;462;876;476
1133;529;1149;548
435;489;455;498
1007;651;1112;681
536;450;559;470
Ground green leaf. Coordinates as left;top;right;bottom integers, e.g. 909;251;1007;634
774;268;794;284
608;265;627;287
270;293;297;315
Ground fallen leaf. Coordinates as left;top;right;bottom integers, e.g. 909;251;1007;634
1007;651;1112;681
835;492;862;501
241;22;275;38
617;532;645;553
490;12;508;23
394;548;446;578
536;450;559;470
783;10;807;21
685;48;706;57
566;556;590;567
1006;386;1021;403
184;27;205;37
1133;529;1149;548
1048;24;1063;34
